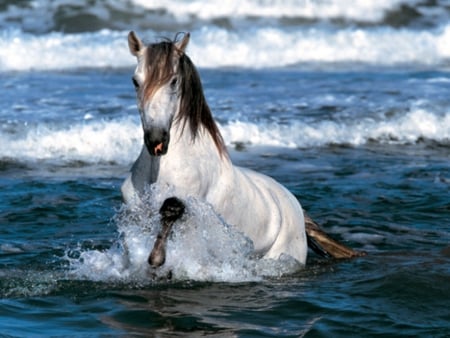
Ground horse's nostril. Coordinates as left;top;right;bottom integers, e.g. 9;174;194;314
144;128;170;156
154;143;164;155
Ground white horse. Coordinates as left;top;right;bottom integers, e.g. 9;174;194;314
121;32;361;266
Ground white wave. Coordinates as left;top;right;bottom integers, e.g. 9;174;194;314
134;0;416;23
0;0;438;34
0;30;131;71
1;109;448;166
189;25;450;68
1;23;449;71
68;184;300;283
221;109;450;147
0;117;142;164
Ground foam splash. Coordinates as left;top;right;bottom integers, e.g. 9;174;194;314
0;269;62;298
67;184;301;283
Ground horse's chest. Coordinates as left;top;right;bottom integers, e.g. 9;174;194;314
157;158;210;198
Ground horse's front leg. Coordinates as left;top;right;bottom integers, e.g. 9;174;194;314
148;197;186;267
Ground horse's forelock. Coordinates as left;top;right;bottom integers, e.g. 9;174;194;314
142;41;176;101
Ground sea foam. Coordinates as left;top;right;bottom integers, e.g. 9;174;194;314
134;0;419;23
1;23;449;71
221;109;450;148
68;184;301;283
1;109;448;166
0;117;142;164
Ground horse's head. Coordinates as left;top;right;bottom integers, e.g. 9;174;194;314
128;32;226;158
128;31;190;156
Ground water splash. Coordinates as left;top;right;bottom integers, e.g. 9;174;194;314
67;184;302;283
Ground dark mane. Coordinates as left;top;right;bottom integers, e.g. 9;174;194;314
177;53;227;157
143;40;175;101
144;38;227;157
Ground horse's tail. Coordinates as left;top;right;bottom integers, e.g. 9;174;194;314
304;212;366;259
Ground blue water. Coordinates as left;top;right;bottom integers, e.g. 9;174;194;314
1;1;450;337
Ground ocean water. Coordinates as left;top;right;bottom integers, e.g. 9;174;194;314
0;0;449;336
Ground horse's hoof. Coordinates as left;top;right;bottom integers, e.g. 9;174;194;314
159;197;186;222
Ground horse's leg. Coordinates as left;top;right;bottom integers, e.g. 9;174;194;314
304;212;366;259
148;197;186;267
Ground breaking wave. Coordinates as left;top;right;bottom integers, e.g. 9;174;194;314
0;0;449;71
1;108;448;167
1;25;449;71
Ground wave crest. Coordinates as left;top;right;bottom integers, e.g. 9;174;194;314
1;109;448;168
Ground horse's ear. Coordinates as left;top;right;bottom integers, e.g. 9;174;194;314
175;32;190;53
128;31;144;57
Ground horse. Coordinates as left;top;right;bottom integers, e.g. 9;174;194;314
121;31;362;267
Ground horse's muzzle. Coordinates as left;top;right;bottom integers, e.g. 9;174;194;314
144;128;170;156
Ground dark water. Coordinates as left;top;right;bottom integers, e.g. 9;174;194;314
1;0;450;336
0;67;449;337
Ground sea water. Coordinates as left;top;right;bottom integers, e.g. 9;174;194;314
0;1;449;336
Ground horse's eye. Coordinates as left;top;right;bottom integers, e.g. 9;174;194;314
132;77;139;90
170;77;178;88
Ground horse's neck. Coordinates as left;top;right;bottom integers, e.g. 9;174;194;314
130;146;160;193
165;122;226;169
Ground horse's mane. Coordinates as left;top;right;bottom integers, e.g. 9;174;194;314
143;38;227;157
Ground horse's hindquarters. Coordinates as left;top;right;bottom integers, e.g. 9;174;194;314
214;167;308;265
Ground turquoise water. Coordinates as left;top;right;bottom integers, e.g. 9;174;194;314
1;0;450;336
1;68;449;337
